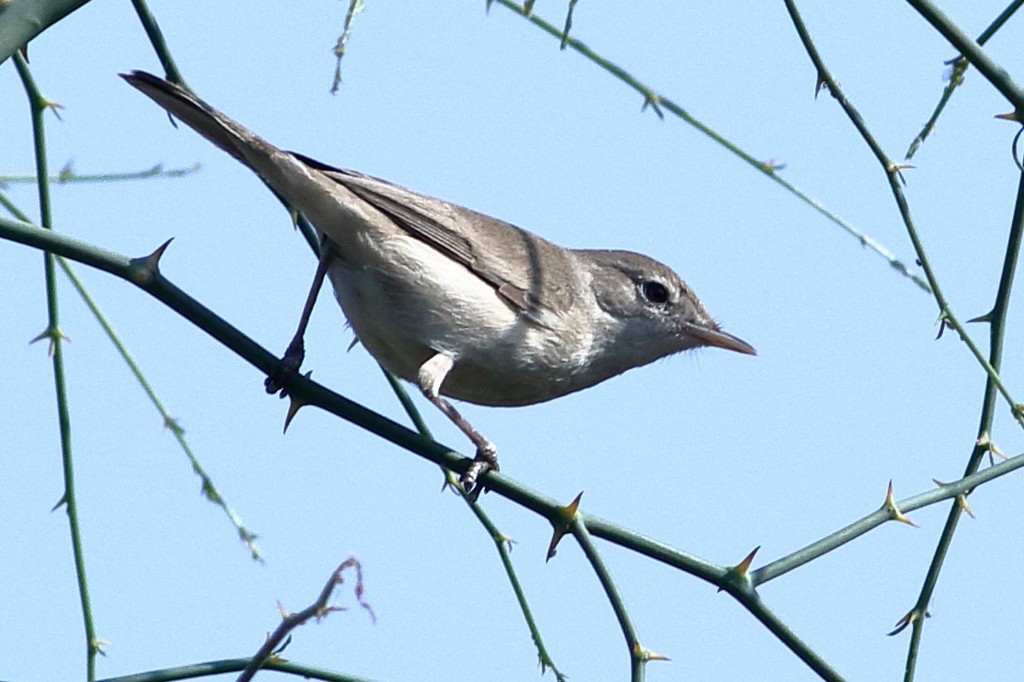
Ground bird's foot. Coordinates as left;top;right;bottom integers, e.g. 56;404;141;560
461;442;499;502
264;337;305;396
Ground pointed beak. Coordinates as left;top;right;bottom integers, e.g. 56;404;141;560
686;323;757;356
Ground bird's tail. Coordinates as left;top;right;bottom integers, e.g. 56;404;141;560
121;71;275;170
121;70;365;243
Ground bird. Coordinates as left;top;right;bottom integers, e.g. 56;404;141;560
122;70;755;495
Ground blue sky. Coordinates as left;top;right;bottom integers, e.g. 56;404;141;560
4;2;1024;681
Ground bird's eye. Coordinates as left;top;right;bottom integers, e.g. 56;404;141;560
640;280;670;305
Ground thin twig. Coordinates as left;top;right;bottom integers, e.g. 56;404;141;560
0;162;200;186
785;3;1024;680
130;0;186;86
752;450;1024;585
784;0;1021;418
236;558;375;682
490;0;929;291
897;169;1024;682
331;0;366;94
14;51;102;681
906;0;1024;115
905;0;1024;159
3;208;1021;681
569;518;647;682
0;195;263;559
381;366;568;679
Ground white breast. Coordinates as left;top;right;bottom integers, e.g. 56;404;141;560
324;232;598;406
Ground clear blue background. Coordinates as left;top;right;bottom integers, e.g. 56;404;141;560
4;2;1024;680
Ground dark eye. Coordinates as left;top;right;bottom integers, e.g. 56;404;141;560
640;280;670;305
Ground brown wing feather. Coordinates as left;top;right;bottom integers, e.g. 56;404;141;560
291;153;576;322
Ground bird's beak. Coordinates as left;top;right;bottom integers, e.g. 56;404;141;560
687;323;757;356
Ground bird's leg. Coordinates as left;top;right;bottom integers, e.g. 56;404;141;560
418;353;499;498
265;240;336;396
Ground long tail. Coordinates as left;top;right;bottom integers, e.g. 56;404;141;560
121;70;361;239
121;71;275;170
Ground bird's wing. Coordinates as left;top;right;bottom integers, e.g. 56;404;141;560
123;70;576;321
294;154;577;321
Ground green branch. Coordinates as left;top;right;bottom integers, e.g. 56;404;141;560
490;0;929;292
752;451;1024;585
898;168;1024;682
783;0;1020;416
906;0;1024;116
0;212;825;674
0;162;200;186
784;3;1024;680
98;657;379;682
1;191;263;559
0;0;92;64
905;0;1024;159
14;50;101;681
570;518;648;682
130;0;186;86
381;370;568;679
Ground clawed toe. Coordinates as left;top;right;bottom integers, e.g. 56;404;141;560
460;444;500;501
265;339;306;396
265;355;301;396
